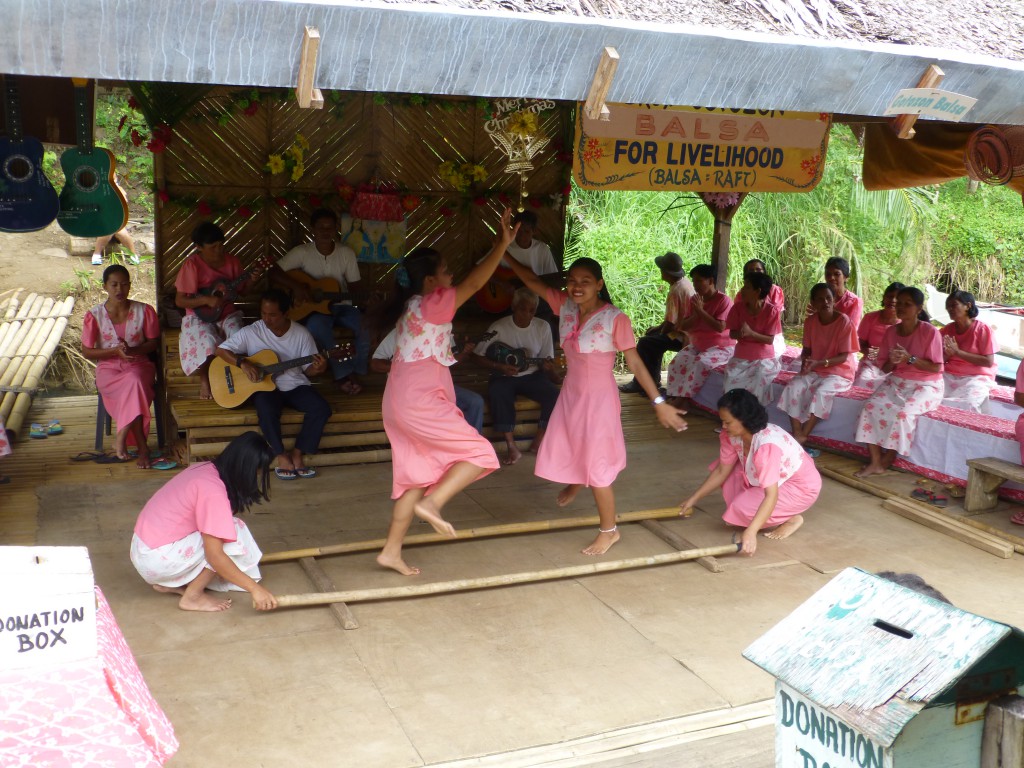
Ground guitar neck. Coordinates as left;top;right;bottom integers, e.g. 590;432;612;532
258;354;316;376
3;77;22;141
72;80;93;153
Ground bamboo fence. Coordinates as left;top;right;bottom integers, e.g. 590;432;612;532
0;292;75;438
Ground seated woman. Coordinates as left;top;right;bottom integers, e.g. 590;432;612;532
679;388;821;556
130;431;278;612
665;264;735;407
854;286;943;478
82;264;160;468
1014;360;1024;525
824;256;863;330
738;259;786;357
723;272;782;406
174;222;246;400
854;282;903;390
940;289;996;413
778;283;857;451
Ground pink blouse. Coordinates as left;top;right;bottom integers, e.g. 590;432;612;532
727;300;782;361
545;289;636;352
394;287;457;365
802;312;857;380
834;290;864;330
687;292;736;352
858;310;897;350
134;463;237;549
940;320;996;378
174;252;244;319
719;424;806;488
83;301;159;350
877;322;943;382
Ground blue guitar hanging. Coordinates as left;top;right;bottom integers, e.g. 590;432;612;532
0;76;60;233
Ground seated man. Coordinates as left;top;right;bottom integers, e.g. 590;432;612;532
474;288;561;465
619;251;694;394
215;289;331;480
271;208;370;395
371;328;485;435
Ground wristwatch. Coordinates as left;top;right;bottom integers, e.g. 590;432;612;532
907;355;918;365
652;395;666;406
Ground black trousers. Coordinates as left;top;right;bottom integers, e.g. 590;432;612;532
488;371;559;433
632;332;683;386
251;385;332;455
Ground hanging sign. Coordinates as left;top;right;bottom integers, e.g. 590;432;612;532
574;104;831;193
882;89;977;122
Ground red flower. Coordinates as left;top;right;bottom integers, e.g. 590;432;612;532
336;185;354;201
129;129;144;147
197;201;212;216
151;124;174;144
561;183;572;196
473;196;487;207
498;192;511;206
127;96;139;110
157;190;170;203
439;206;455;217
401;194;421;212
238;205;254;218
118;115;128;131
528;197;542;208
274;196;288;207
243;102;260;117
309;195;322;207
146;137;166;154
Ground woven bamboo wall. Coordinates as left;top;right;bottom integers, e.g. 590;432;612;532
155;88;574;306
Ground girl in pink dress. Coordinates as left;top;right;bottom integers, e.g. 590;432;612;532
666;264;735;404
854;282;903;390
504;256;688;555
83;265;161;467
778;283;857;449
824;256;863;330
377;209;519;576
854;287;943;477
736;259;786;357
174;222;246;400
680;388;820;556
940;289;996;413
723;272;783;405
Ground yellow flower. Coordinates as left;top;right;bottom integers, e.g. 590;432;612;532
267;154;285;174
291;162;305;182
285;144;303;161
507;111;538;138
295;133;309;151
467;164;488;182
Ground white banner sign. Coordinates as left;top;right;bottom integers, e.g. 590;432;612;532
883;89;977;122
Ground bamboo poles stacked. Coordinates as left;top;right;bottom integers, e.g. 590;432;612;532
0;292;75;438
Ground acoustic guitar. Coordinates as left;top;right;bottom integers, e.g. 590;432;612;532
56;78;129;237
485;340;551;372
475;265;516;314
285;270;352;321
209;344;353;408
0;76;60;233
193;255;277;323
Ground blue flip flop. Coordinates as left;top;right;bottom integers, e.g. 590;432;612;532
295;467;317;479
46;419;63;435
150;459;178;470
275;467;299;481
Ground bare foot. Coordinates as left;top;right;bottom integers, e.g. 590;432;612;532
581;528;621;555
765;515;804;540
152;584;185;596
199;379;213;400
136;450;152;469
557;484;582;507
178;592;232;612
502;444;522;466
413;498;457;537
854;464;886;478
376;552;421;576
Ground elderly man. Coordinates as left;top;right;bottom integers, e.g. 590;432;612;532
619;251;695;394
474;288;561;465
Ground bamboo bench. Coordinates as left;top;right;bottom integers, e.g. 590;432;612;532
964;457;1024;514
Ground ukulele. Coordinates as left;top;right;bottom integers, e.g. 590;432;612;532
485;340;551;372
285;270;352;321
0;76;60;233
56;78;129;237
193;255;276;323
209;344;354;408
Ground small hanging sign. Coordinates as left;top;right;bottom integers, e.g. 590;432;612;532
883;88;977;122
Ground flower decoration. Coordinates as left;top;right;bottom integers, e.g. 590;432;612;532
334;177;355;202
582;138;604;165
197;200;212;216
237;205;254;218
145;124;174;154
484;98;554;210
800;153;822;178
274;196;288;208
439;205;455;218
401;194;422;212
438;161;488;192
701;191;741;209
506;110;539;138
157;190;170;203
266;134;308;182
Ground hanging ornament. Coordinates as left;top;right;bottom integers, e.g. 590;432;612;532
484;98;555;211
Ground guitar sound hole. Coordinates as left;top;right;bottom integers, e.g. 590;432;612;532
75;168;98;192
4;155;32;183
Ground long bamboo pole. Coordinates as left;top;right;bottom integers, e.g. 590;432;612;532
0;296;51;386
275;543;741;608
5;297;74;437
0;294;44;376
261;507;687;563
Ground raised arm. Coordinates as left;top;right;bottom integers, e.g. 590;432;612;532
503;254;553;299
453;209;519;309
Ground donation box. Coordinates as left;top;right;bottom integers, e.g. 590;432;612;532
743;568;1024;768
0;546;97;671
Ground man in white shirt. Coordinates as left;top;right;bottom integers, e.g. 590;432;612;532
493;210;561;341
619;252;696;395
216;289;331;479
473;288;561;465
271;208;370;395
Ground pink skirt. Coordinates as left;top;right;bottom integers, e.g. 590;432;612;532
777;373;852;421
384;358;499;499
96;358;156;443
0;415;10;457
720;456;821;528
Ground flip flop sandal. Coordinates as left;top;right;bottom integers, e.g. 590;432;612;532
275;467;299;480
910;488;934;502
945;484;966;499
29;423;47;439
1011;511;1024;526
46;419;63;435
95;454;130;464
70;451;107;462
149;459;178;470
805;448;821;458
295;467;317;479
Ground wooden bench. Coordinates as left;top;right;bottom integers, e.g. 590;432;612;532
964;457;1024;514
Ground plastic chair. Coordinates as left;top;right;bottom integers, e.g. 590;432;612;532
94;353;165;450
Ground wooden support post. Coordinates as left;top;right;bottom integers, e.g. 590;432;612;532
889;64;944;140
275;544;741;608
638;519;722;573
583;47;619;122
296;26;324;110
298;557;359;630
981;694;1024;768
702;194;747;292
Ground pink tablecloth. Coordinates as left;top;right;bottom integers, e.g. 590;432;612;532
0;587;178;767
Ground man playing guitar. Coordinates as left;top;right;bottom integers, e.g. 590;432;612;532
270;208;370;395
215;289;331;480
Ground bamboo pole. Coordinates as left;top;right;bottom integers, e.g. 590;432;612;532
0;298;53;424
0;296;51;385
638;519;723;573
261;508;687;563
5;297;74;437
298;557;359;629
275;543;742;608
0;294;44;375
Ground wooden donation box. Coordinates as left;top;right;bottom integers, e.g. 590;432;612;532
743;568;1024;768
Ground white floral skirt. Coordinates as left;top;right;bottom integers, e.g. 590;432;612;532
722;356;782;406
130;517;262;591
853;359;888;391
941;373;993;414
665;345;735;398
854;376;943;455
778;373;852;421
178;311;244;376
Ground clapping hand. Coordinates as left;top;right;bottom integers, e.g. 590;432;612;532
889;344;910;365
942;336;959;357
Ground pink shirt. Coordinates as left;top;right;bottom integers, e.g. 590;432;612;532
133;463;237;549
941;320;996;379
546;289;636;352
174;252;244;319
687;292;735;352
877;322;943;382
858;310;896;350
727;300;782;361
83;301;159;349
394;287;457;365
719;424;807;488
803;312;857;380
834;290;863;330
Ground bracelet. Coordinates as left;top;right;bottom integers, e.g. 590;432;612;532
652;395;666;406
908;355;917;365
599;525;618;534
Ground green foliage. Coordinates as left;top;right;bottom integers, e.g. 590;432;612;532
60;268;101;299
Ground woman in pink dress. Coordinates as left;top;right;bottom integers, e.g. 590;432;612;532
940;289;996;413
824;256;863;330
680;388;820;556
82;265;160;468
723;272;783;405
778;283;857;451
854;282;903;390
0;415;11;484
130;432;277;612
854;286;943;477
377;209;519;576
737;259;785;357
1014;361;1024;524
666;263;735;407
504;256;688;555
174;222;246;400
